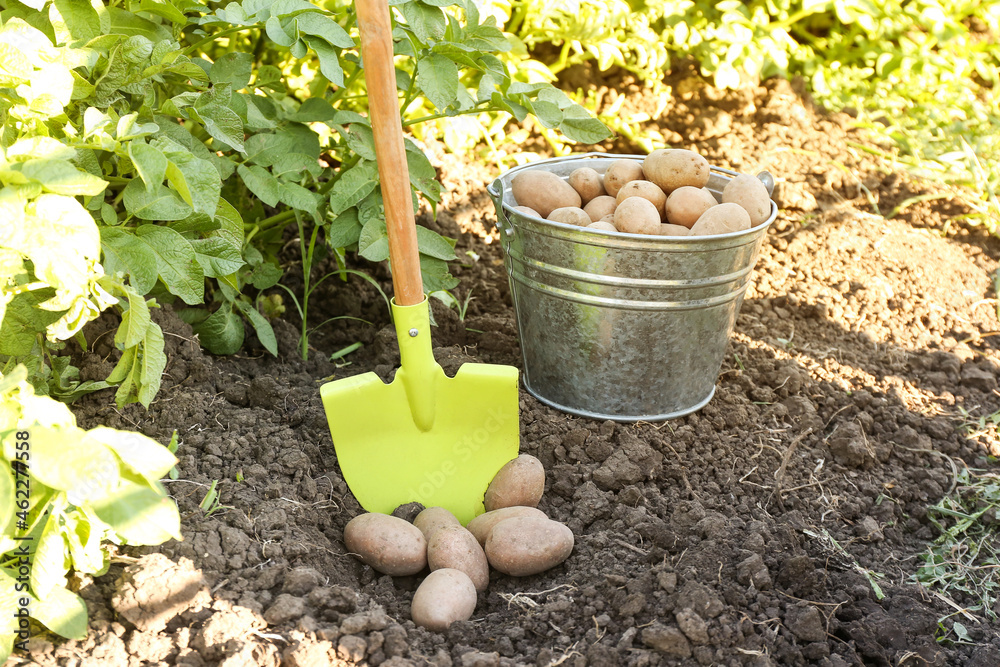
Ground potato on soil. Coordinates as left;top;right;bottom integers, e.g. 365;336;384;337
689;202;751;236
413;507;460;542
410;568;477;632
613;197;661;235
512;205;540;218
588;220;617;232
583;195;617;222
427;525;490;592
484;454;545;512
547;206;591;227
467;506;547;547
722;173;771;226
568;167;605;204
344;513;427;576
511;170;581;218
485;516;574;577
659;223;691;236
602;159;644;197
615;180;667;220
664;186;717;228
643;148;710;193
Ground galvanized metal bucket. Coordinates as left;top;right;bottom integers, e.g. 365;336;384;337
486;152;777;422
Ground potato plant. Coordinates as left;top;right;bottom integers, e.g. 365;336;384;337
0;0;610;404
0;365;181;661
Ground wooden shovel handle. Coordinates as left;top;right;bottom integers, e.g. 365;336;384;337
356;0;423;306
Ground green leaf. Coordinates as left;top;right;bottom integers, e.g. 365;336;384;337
271;153;322;180
114;288;151;349
0;289;64;357
212;197;244;251
558;105;612;144
237;164;281;207
326;208;362;248
264;16;295;46
358;217;389;262
417;54;458;110
288;97;336;122
87;426;176;482
250;262;282;289
0;464;12;536
192;104;245;152
420;254;459;292
106;345;136;384
305;36;344;87
165;154;221;218
101;227;158;294
170;213;220;235
52;0;101;43
135;225;205;305
63;509;107;575
279;182;321;213
32;586;88;640
295;12;353;47
415;226;456;261
90;480;182;544
190;237;243;277
19;160;108;196
137;321;165;407
128;143;168;193
138;0;186;24
245;132;297;167
329;160;378;214
123;181;193;221
400;1;446;43
342;123;376;161
192;302;244;354
210;51;253;90
31;513;69;600
234;300;278;356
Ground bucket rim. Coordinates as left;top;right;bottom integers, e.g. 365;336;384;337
488;152;777;244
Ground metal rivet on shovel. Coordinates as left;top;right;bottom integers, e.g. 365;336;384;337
320;0;520;525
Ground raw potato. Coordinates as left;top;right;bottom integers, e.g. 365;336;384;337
588;221;617;232
484;454;545;512
615;181;667;221
568;167;605;204
659;223;691;236
602;159;644;197
690;202;751;236
547;207;591;227
613;197;661;235
485;516;574;577
643;149;710;193
512;205;540;218
599;214;616;223
410;568;477;632
467;506;547;547
511;170;581;218
413;507;460;542
722;174;771;226
427;525;490;592
664;186;718;228
584;195;617;222
344;513;427;576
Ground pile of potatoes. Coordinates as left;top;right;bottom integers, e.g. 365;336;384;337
343;454;573;633
508;149;772;236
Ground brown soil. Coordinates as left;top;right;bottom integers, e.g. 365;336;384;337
13;76;1000;667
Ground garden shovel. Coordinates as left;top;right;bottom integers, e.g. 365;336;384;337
320;0;519;524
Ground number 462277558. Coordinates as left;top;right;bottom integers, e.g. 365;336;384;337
14;430;30;531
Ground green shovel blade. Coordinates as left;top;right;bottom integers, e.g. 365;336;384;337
321;301;519;525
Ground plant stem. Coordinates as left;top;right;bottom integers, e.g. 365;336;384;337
255;209;297;231
184;24;259;55
403;103;500;127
